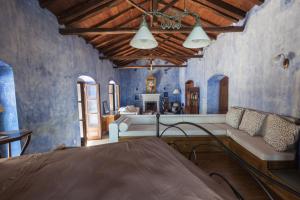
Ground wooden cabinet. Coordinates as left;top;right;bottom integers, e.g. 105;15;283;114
185;87;200;114
102;113;120;135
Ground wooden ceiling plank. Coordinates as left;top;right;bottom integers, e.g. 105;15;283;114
158;34;199;53
92;0;149;28
95;35;130;48
157;38;198;56
102;39;132;54
88;12;144;44
60;0;123;25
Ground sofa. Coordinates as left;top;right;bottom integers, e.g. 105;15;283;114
118;105;140;115
109;107;300;163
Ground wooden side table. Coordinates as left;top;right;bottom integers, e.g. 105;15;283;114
102;112;120;136
0;129;32;158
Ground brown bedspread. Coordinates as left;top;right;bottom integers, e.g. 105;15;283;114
0;137;235;200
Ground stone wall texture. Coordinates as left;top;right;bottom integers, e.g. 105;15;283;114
0;0;119;153
180;0;300;118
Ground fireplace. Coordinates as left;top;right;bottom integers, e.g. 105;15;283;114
141;94;160;113
145;102;157;112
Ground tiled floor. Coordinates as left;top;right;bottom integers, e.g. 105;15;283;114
86;135;109;147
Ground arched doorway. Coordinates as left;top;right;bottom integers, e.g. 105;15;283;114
207;74;229;114
77;75;102;146
0;60;21;157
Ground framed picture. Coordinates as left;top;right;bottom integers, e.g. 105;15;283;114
102;101;110;114
146;75;156;94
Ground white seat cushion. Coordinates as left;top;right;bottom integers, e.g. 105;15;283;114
120;123;228;137
227;129;296;161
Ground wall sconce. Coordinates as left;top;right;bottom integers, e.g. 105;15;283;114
273;53;289;69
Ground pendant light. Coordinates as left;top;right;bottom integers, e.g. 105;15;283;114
130;16;158;49
183;20;211;49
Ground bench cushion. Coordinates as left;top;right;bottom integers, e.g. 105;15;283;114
263;114;299;152
120;123;228;137
239;110;267;136
225;107;244;128
227;129;295;161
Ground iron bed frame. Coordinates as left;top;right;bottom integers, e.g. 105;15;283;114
155;113;300;200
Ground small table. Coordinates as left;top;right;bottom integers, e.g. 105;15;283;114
0;130;32;158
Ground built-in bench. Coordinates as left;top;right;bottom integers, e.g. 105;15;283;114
109;111;299;166
109;109;300;199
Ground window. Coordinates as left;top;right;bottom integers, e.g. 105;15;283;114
108;80;120;112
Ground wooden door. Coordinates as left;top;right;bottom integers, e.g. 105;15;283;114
189;87;200;114
108;84;115;112
84;83;102;140
185;80;194;113
115;84;120;111
219;77;228;114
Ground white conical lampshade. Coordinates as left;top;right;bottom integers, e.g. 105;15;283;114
183;23;211;49
130;17;158;49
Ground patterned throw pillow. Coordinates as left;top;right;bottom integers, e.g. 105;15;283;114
225;107;244;128
263;114;299;152
239;110;266;136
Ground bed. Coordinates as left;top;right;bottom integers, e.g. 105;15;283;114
0;137;235;200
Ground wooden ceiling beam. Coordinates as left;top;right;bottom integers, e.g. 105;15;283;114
190;0;238;22
59;26;244;35
58;0;123;25
100;54;202;60
159;1;219;27
101;39;132;55
157;44;190;60
157;34;198;53
158;0;178;13
115;65;187;69
92;0;149;28
192;0;246;20
248;0;264;5
126;0;152;18
88;12;144;44
95;35;131;48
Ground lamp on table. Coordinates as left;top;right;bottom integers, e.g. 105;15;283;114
0;104;4;113
172;89;181;114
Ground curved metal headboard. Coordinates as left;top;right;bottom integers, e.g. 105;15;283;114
155;113;300;200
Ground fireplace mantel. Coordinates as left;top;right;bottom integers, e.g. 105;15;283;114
141;94;160;113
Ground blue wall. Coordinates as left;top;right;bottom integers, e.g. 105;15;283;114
0;0;119;153
207;74;226;114
120;66;180;111
0;61;21;157
179;1;300;166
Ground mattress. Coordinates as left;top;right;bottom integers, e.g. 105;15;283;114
0;138;235;200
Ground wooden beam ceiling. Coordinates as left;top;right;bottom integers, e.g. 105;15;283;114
39;0;262;67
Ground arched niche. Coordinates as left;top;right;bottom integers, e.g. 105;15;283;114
0;60;21;157
207;74;229;114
